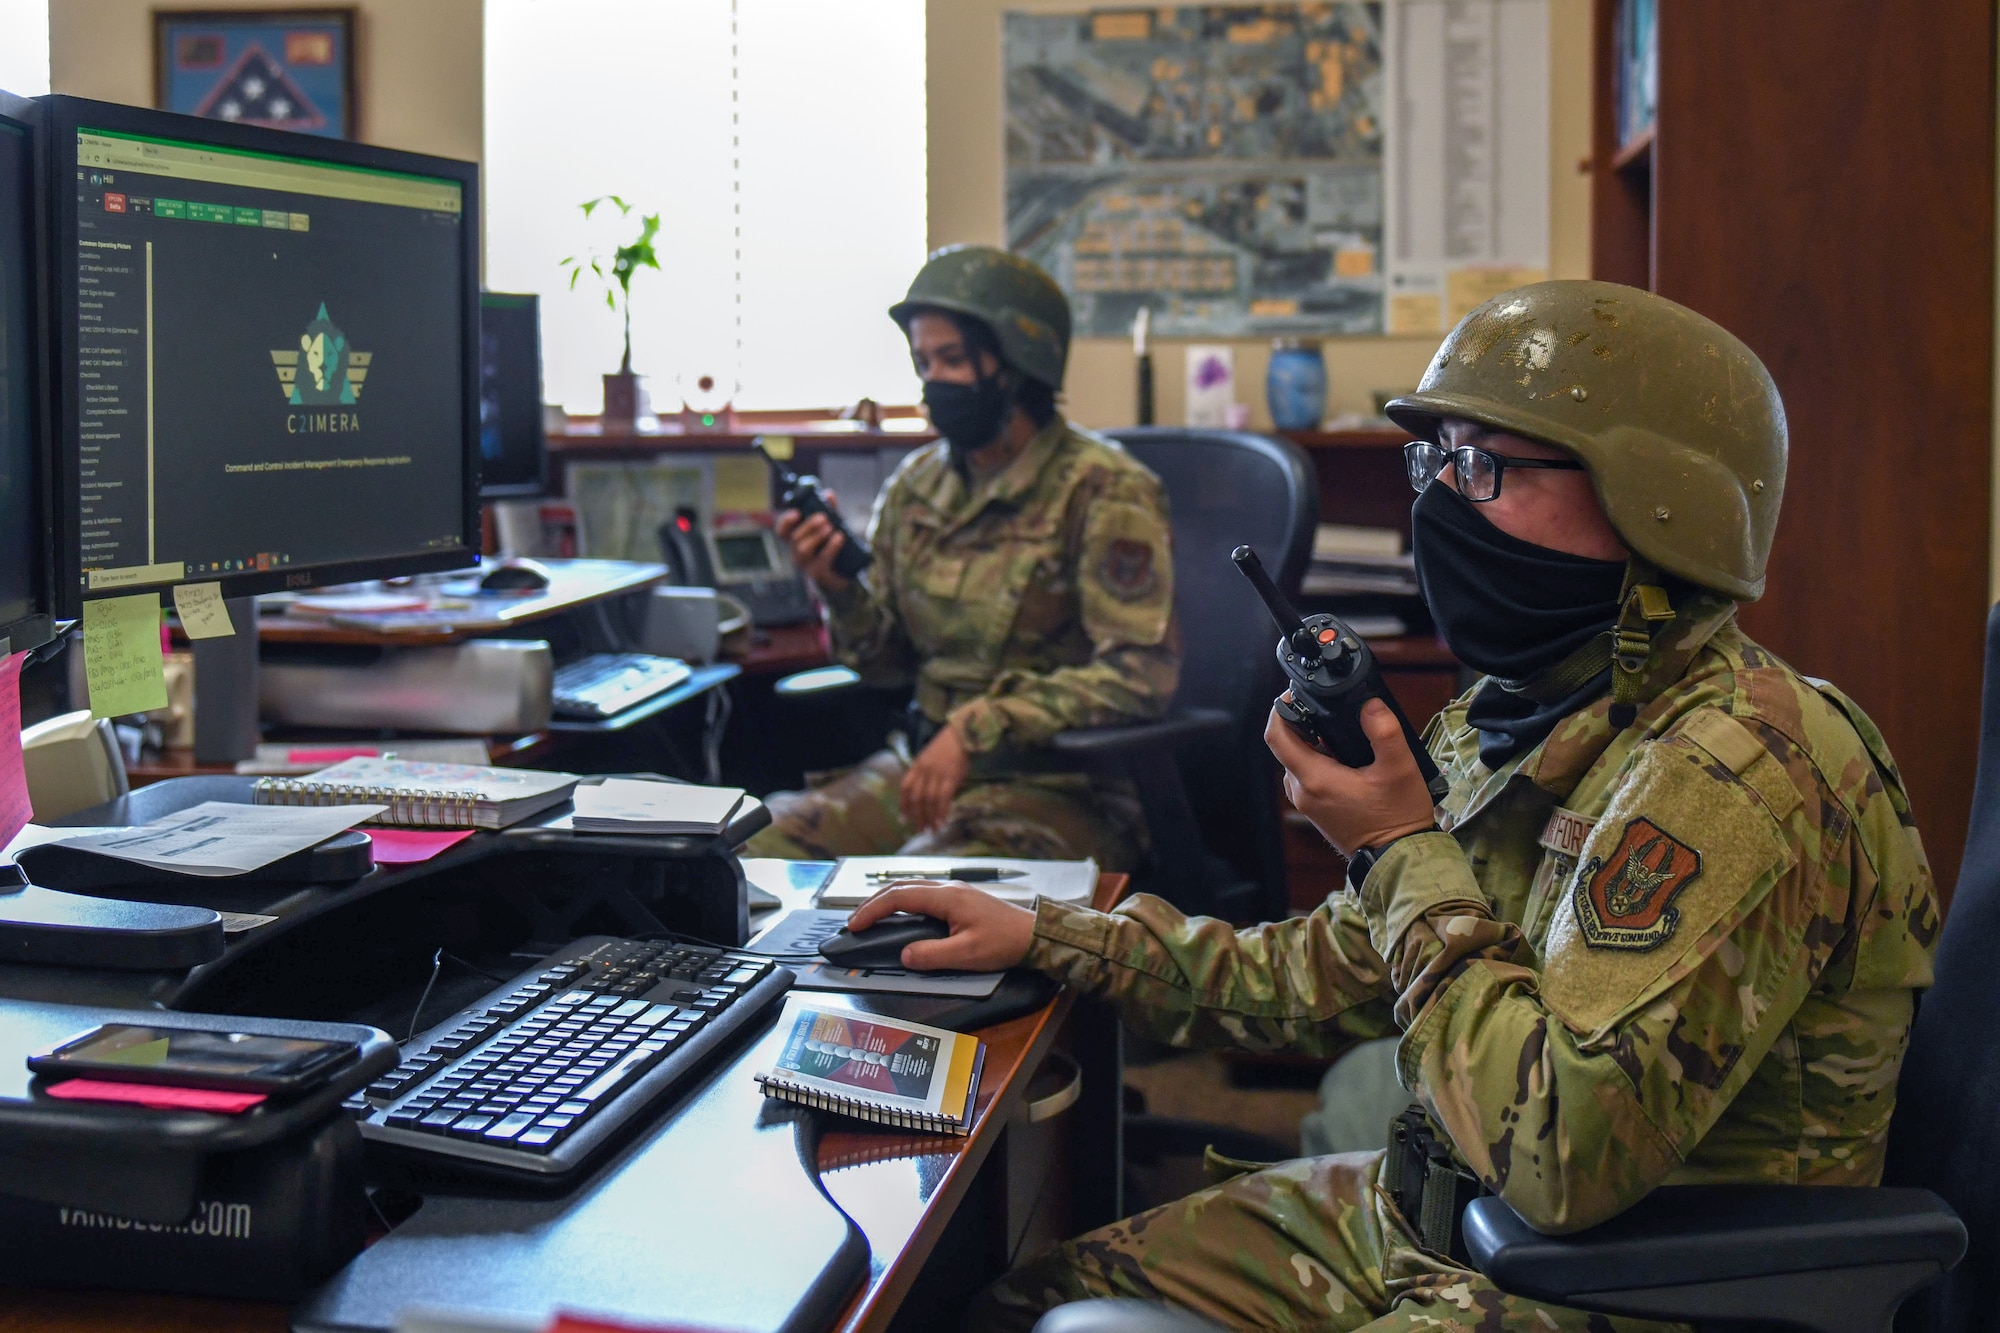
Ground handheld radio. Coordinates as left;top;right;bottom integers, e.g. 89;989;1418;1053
754;438;873;579
1233;545;1448;802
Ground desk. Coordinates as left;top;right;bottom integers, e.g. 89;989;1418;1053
256;560;665;647
127;561;731;785
1;868;1128;1333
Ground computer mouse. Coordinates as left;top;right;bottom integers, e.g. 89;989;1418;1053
478;558;552;592
818;913;953;970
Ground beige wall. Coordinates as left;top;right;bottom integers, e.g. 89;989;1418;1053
927;0;1593;430
47;0;482;164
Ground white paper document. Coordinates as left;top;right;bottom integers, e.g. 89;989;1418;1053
817;856;1098;910
570;779;746;834
55;801;385;877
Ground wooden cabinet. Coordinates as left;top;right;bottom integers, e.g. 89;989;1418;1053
1589;0;1996;895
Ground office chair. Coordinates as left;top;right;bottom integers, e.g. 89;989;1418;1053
1054;428;1317;922
20;709;129;822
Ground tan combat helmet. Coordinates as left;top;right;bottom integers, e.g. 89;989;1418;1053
1386;280;1787;602
889;245;1071;391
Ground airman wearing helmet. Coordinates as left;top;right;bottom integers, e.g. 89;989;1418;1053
856;281;1938;1331
746;246;1179;868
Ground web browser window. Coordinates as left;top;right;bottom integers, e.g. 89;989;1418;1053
69;127;466;591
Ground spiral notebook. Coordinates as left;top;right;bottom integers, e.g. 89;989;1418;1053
755;1006;984;1135
250;757;578;829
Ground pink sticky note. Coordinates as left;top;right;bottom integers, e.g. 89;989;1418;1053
368;827;475;865
287;746;382;765
44;1078;267;1114
0;651;31;849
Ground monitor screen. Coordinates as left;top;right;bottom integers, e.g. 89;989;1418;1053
0;106;54;655
478;292;546;498
48;98;479;602
713;530;777;575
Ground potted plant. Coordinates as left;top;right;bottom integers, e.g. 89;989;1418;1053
561;196;660;423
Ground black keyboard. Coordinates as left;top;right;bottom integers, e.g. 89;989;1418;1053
550;652;693;719
354;936;793;1181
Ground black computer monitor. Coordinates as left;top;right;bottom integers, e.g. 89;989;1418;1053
477;291;546;499
43;96;481;606
0;92;57;656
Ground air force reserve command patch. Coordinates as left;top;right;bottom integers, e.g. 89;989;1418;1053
1575;816;1703;950
1101;538;1157;600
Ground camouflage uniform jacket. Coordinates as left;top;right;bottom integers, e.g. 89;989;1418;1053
1029;595;1939;1234
820;415;1179;767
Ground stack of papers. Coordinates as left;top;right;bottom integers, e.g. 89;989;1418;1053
1301;522;1420;601
570;779;747;835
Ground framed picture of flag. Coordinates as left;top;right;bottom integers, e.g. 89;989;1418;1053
153;9;357;140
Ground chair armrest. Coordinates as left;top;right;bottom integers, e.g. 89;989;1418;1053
1465;1185;1964;1306
1033;1298;1228;1333
1050;709;1232;757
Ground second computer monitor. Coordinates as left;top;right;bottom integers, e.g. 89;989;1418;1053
478;292;547;499
0;93;55;656
46;95;482;605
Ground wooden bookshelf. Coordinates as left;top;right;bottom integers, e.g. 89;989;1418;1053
1585;0;1995;894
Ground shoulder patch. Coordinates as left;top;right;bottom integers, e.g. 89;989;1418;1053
1575;817;1703;951
1101;537;1158;600
1539;733;1796;1038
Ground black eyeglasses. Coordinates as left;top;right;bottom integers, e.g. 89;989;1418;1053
1403;441;1586;502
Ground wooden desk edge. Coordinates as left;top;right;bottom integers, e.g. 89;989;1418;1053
828;872;1127;1333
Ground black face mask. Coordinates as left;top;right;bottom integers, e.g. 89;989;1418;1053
923;374;1012;463
1411;482;1628;682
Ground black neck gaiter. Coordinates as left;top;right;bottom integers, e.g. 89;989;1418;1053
1464;668;1613;769
1412;482;1628;682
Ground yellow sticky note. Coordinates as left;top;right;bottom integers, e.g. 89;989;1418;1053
713;454;771;514
172;582;236;639
83;593;169;719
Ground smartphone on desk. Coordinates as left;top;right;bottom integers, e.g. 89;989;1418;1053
28;1023;363;1095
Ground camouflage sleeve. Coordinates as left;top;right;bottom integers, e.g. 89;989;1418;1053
1382;711;1839;1234
949;470;1178;754
1027;893;1397;1055
820;473;919;687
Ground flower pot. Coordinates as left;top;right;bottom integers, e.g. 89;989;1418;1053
602;371;650;423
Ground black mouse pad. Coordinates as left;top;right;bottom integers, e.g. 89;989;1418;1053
744;909;1003;1000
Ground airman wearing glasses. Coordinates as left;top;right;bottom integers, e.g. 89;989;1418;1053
859;281;1940;1333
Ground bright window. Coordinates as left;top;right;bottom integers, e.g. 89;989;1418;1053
484;0;927;416
0;0;51;97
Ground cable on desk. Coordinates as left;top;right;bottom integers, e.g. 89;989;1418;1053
405;949;443;1043
702;684;732;785
403;949;512;1042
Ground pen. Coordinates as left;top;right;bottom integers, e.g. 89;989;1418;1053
863;867;1027;882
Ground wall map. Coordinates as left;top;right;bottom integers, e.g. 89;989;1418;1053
1005;5;1387;339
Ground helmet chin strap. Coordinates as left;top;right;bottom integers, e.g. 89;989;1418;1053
1609;556;1677;730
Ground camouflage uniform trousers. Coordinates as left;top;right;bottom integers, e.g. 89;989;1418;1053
742;747;1148;871
965;1150;1687;1333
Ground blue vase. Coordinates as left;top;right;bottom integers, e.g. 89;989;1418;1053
1266;340;1327;432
